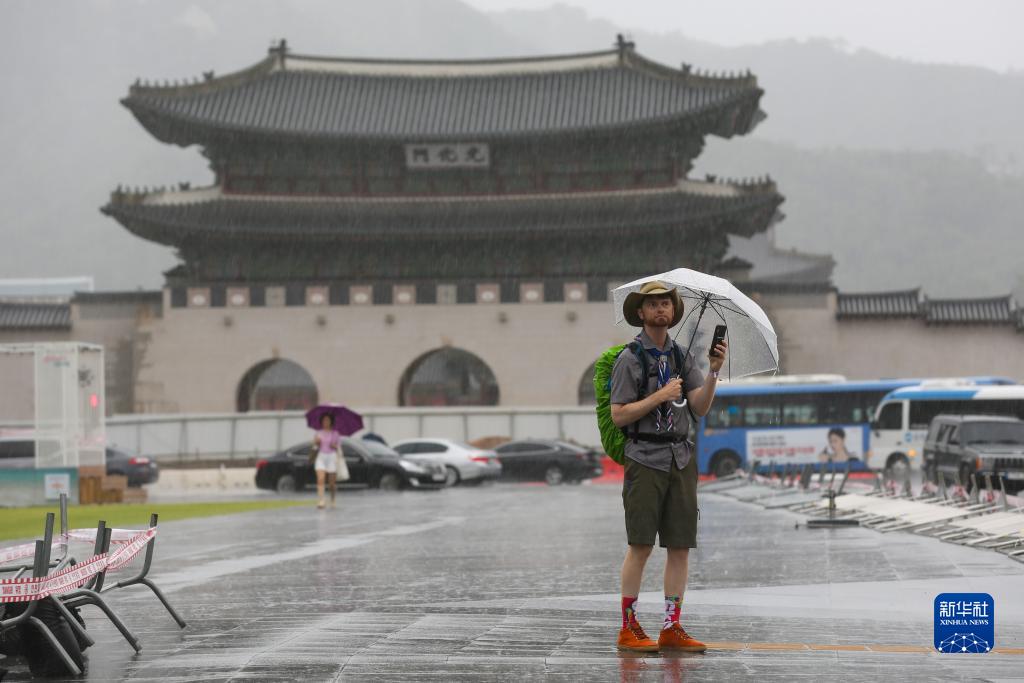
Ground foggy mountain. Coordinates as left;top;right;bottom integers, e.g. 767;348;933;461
495;5;1024;160
697;139;1024;296
0;0;1020;296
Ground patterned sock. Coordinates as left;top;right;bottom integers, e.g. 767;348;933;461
621;596;639;628
663;595;682;630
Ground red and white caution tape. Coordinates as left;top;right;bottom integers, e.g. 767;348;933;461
65;527;154;544
0;527;156;604
0;527;150;566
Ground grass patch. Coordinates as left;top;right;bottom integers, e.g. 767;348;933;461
0;500;308;542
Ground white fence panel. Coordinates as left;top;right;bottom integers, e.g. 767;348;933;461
279;416;311;450
466;414;514;441
421;414;467;441
511;412;560;440
562;411;601;445
138;421;182;459
365;414;420;443
235;417;283;457
186;419;233;458
106;407;600;462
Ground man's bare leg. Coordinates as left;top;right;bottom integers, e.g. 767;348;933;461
663;547;689;598
621;543;654;596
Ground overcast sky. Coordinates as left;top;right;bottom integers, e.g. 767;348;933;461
468;0;1023;72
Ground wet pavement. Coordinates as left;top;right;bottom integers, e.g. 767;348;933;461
3;482;1023;681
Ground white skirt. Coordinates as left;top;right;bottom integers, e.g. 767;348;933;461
315;451;350;481
314;451;338;473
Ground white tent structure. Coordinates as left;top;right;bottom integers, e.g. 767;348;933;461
0;342;105;469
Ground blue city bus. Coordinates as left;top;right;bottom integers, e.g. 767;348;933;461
694;377;1016;477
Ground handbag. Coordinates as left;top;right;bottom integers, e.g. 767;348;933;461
335;451;350;482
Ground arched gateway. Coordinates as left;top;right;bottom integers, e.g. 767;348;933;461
399;348;499;407
237;359;318;412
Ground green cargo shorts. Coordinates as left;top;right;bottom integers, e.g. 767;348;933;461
622;455;699;548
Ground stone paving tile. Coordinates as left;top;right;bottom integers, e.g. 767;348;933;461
2;484;1023;681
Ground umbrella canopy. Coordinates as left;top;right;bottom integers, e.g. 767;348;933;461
612;268;779;380
305;404;364;435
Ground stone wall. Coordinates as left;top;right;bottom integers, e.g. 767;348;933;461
4;289;1023;415
763;291;1024;380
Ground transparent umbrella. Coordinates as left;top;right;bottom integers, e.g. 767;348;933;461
612;268;779;380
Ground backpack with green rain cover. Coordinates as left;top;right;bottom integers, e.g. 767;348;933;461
593;344;634;464
593;340;687;464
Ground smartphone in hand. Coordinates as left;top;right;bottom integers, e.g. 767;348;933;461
709;324;727;358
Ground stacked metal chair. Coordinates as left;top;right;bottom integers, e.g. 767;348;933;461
0;494;187;676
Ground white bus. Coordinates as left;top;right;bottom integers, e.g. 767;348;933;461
868;384;1024;474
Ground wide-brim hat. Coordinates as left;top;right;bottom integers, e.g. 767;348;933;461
623;281;684;328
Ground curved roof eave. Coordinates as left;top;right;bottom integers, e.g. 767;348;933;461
122;87;764;148
101;181;782;246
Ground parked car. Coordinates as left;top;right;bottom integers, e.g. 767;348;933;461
0;440;158;488
105;448;159;487
255;437;447;493
494;439;603;485
391;438;502;486
924;414;1024;492
0;438;34;469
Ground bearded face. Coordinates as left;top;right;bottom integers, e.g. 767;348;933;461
638;295;676;329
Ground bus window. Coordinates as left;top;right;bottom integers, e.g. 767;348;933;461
819;393;870;423
742;396;780;427
973;399;1024;420
782;393;820;425
909;400;968;429
860;391;891;423
707;401;741;428
876;402;903;430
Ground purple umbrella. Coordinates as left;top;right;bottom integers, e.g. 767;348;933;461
305;404;364;435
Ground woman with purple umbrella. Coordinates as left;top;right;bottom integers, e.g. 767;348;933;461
312;413;344;508
306;404;363;509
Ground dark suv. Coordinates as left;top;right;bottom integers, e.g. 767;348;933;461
924;415;1024;491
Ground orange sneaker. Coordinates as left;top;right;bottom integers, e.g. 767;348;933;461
658;623;706;652
617;622;659;652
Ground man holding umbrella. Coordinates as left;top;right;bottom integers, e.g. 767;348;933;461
610;281;727;652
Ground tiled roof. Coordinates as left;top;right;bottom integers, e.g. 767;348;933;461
740;281;834;295
72;290;163;304
924;295;1015;324
0;302;71;330
102;180;783;244
836;290;1022;328
836;289;921;318
122;45;764;143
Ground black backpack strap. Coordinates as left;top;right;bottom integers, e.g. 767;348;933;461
625;341;649;443
627;341;649;399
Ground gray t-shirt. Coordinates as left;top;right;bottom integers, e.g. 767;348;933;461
610;331;704;472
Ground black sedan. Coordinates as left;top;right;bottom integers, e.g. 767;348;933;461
0;442;159;488
105;446;159;489
494;439;603;485
255;437;447;493
105;448;160;487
